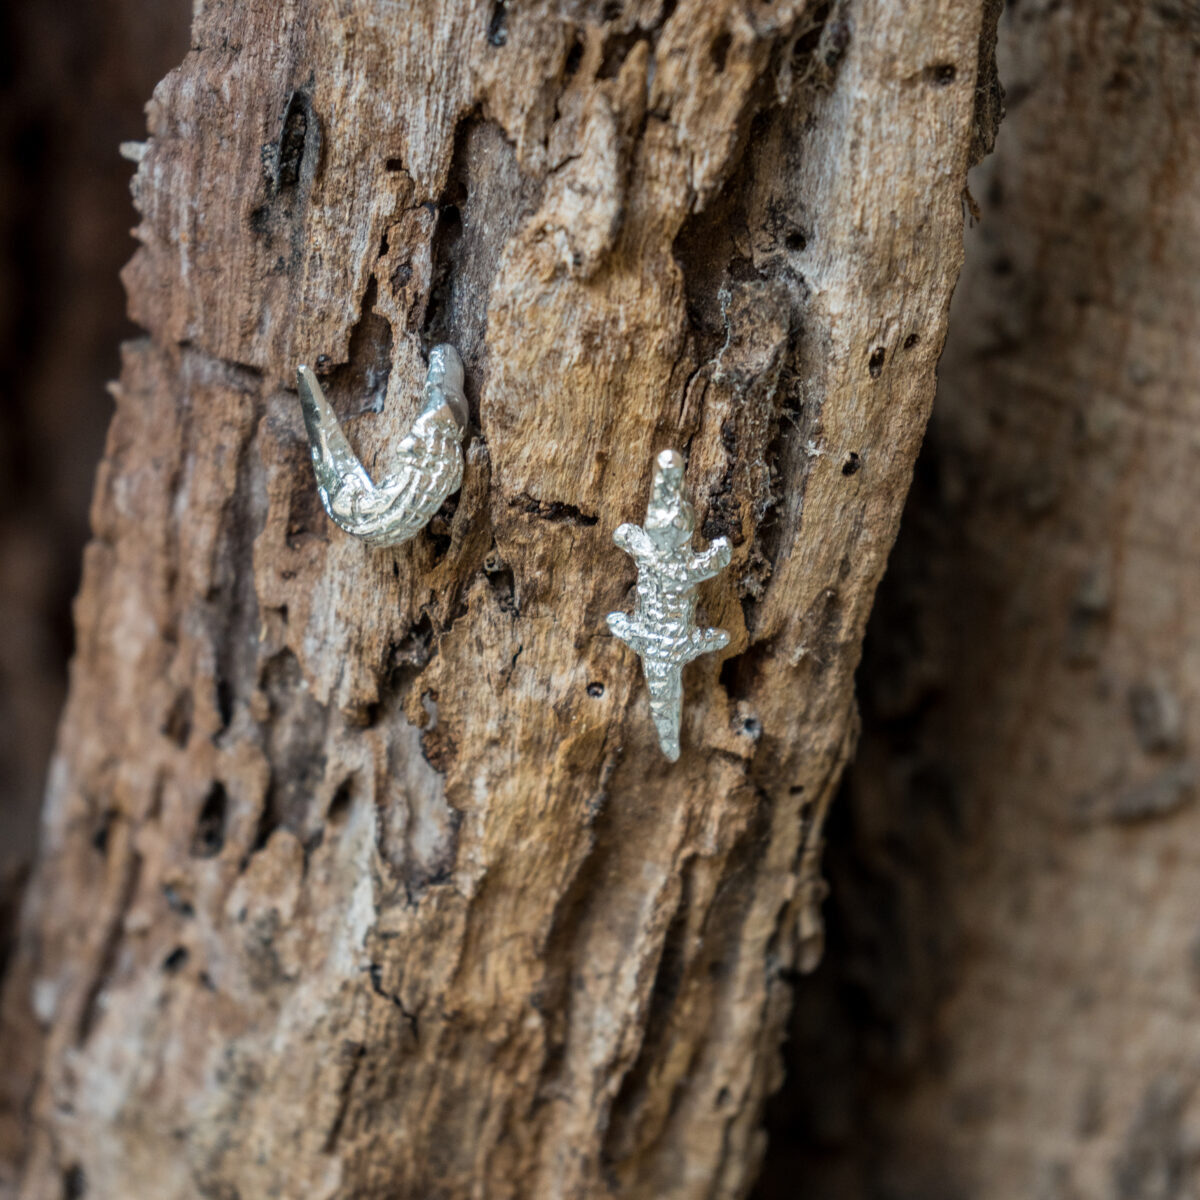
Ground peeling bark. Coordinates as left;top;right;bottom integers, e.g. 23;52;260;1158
1;1;995;1196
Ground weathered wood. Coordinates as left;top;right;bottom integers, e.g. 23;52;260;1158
764;3;1200;1198
1;0;997;1195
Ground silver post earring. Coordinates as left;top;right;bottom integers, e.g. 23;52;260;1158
296;344;468;547
607;449;732;761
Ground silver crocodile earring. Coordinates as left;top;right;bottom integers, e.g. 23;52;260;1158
607;449;732;761
296;344;468;547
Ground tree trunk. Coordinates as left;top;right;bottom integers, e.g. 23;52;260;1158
0;0;190;946
0;1;998;1196
762;3;1200;1198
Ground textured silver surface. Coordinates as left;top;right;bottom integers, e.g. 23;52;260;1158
297;344;468;547
607;449;732;761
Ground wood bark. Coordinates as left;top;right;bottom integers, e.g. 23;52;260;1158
1;1;998;1196
762;3;1200;1199
0;0;190;925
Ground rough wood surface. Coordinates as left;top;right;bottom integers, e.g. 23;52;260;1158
1;1;996;1196
763;3;1200;1198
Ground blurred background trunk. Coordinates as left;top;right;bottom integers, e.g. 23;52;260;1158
0;0;191;946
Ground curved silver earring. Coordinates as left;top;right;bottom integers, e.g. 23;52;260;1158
296;345;468;547
608;449;732;761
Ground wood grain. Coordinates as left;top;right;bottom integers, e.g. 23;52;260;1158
1;0;996;1195
766;4;1200;1198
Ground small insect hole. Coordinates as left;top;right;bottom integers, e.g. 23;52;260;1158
711;32;731;72
190;783;229;858
565;35;584;76
487;0;509;47
92;809;116;854
587;681;605;699
328;777;355;825
215;678;235;732
868;347;886;378
842;452;861;476
162;946;190;974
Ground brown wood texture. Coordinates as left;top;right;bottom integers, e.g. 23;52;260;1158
762;3;1200;1198
1;1;997;1196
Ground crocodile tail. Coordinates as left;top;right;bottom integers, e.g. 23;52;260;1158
645;660;684;762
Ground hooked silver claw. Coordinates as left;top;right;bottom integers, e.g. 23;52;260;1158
296;345;468;548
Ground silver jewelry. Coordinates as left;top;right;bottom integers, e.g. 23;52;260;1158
296;345;468;547
607;450;732;761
